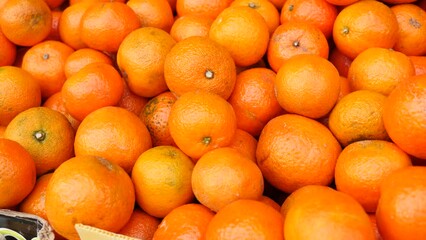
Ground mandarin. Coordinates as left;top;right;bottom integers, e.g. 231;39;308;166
228;67;283;136
58;2;91;50
333;0;399;59
328;90;389;146
376;166;426;240
170;15;213;42
117;27;176;98
283;185;375;240
127;0;174;32
0;0;52;46
140;91;177;147
45;155;135;240
168;91;237;160
64;48;113;79
256;114;341;193
348;47;415;96
0;66;41;126
391;4;426;56
280;0;337;38
118;208;161;240
0;138;36;209
4;107;75;176
274;54;340;119
43;92;81;131
231;0;280;35
22;40;74;99
267;22;329;72
80;1;140;53
383;74;426;160
164;36;236;99
205;199;283;240
19;173;53;220
74;106;152;173
132;146;195;218
228;129;258;162
176;0;233;19
209;6;269;67
62;62;124;121
192;147;264;212
117;81;149;117
0;29;16;66
335;140;412;212
153;203;215;240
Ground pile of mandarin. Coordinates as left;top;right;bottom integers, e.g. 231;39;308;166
1;0;426;239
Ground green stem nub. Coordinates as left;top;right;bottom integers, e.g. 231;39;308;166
42;53;49;60
202;136;212;145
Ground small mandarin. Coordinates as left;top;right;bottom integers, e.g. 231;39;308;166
376;166;426;239
283;185;376;240
333;0;399;59
205;199;284;239
164;36;236;99
275;54;340;119
0;0;52;46
348;47;415;96
192;147;264;212
328;90;389;146
256;114;341;193
153;203;214;240
117;27;176;98
127;0;174;32
228;67;283;136
280;0;337;38
168;91;237;160
45;156;135;240
62;62;124;122
383;74;426;160
170;15;213;42
231;0;280;35
4;107;75;176
74;106;152;173
335;140;412;212
268;22;329;72
80;2;141;53
22;40;74;99
0;138;36;209
140;91;177;147
391;4;426;56
132;146;195;218
118;208;161;240
209;6;269;67
0;66;41;126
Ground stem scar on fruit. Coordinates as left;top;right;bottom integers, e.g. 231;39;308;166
33;130;46;142
293;40;300;47
341;26;350;35
205;69;214;79
202;136;212;145
248;2;258;9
